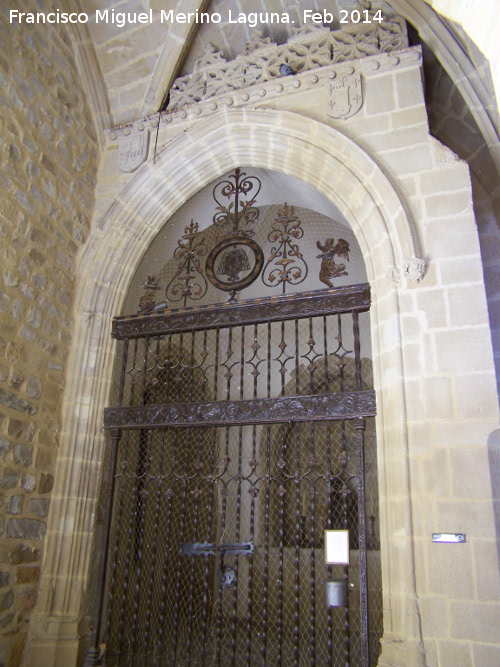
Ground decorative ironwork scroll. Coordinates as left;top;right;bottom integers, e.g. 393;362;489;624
262;203;308;292
206;168;264;300
212;167;261;232
165;220;208;305
138;275;160;313
205;236;264;294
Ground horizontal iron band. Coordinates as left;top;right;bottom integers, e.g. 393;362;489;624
104;390;376;429
112;283;370;339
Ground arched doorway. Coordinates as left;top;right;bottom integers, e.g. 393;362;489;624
31;111;425;666
94;168;382;665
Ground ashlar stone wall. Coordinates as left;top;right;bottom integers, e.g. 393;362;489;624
0;3;98;665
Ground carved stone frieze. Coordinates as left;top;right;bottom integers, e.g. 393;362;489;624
109;46;421;142
167;18;408;110
104;390;376;429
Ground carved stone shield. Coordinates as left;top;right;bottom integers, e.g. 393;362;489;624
326;74;363;120
118;130;150;172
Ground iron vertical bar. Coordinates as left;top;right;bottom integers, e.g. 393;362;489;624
216;427;230;666
176;333;184;403
102;430;130;653
156;428;180;659
245;324;259;665
230;422;244;666
199;426;218;665
129;428;154;658
185;426;206;664
322;316;335;666
260;321;272;664
84;428;122;667
170;427;194;664
189;329;196;402
128;337;139;406
261;424;271;665
308;318;316;665
339;314;351;664
353;311;362;392
164;333;172;403
355;417;369;666
202;329;208;401
214;328;220;402
294;422;301;667
151;335;161;404
141;335;151;404
278;320;287;665
294;319;300;666
113;430;145;659
142;428;167;664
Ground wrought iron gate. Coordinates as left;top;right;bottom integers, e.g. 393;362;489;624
97;283;380;666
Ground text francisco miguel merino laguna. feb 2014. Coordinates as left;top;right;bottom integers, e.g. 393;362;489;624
9;8;385;28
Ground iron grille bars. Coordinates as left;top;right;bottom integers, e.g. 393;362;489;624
96;285;381;666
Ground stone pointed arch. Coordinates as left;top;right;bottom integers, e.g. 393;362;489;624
29;108;425;665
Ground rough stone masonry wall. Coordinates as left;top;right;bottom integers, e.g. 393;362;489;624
0;3;98;665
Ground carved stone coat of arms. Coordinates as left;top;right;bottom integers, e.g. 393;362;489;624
326;73;363;120
118;130;150;173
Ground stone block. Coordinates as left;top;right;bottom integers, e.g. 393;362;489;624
472;540;500;601
422;376;453;420
0;590;14;613
427;542;474;599
364;73;396;114
0;388;36;415
436;640;472;667
21;474;36;493
0;438;10;459
13;445;33;467
419;595;448;638
448;285;489;327
0;470;18;489
6;495;23;515
450;601;500;642
38;473;53;494
454;373;498;420
435;500;495;537
8;418;26;438
434;329;494;373
26;498;49;518
0;572;10;588
0;614;14;629
9;544;39;564
383;144;433;176
425;191;472;218
18;587;37;611
15;565;39;585
472;643;500;665
6;519;46;541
